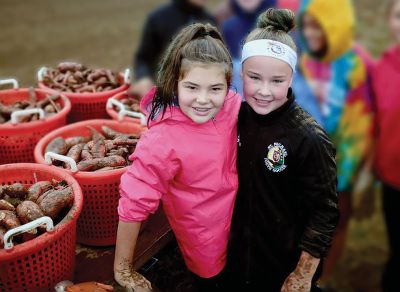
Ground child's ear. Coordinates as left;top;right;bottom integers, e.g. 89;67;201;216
240;68;243;80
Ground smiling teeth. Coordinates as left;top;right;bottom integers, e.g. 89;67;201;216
194;108;210;112
254;97;270;104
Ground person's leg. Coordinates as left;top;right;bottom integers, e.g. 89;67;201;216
382;183;400;292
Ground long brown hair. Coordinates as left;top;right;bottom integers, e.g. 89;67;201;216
149;23;232;122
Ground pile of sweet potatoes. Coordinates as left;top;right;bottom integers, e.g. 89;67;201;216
42;62;122;93
0;180;74;248
0;88;62;124
46;126;139;171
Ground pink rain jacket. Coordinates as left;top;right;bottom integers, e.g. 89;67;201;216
118;87;241;278
373;45;400;188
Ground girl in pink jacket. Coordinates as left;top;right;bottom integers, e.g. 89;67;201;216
114;23;241;291
373;1;400;290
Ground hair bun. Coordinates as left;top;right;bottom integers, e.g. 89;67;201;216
257;8;295;33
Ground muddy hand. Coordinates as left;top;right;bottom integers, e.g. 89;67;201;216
115;269;152;292
280;270;312;292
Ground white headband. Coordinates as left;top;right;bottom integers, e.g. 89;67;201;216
241;39;297;72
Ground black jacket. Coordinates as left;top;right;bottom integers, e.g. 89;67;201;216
227;91;339;290
134;0;215;80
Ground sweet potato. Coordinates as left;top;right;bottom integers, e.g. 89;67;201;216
77;85;96;93
87;126;105;141
104;140;117;151
0;200;15;211
0;225;6;247
0;183;28;199
45;136;69;155
105;70;116;84
44;104;56;113
66;282;114;292
87;71;104;83
131;103;141;112
57;62;85;73
101;126;138;140
27;181;53;202
16;201;44;224
36;94;61;108
0;210;21;230
107;147;129;158
3;198;22;207
94;76;108;86
112;137;139;146
77;155;126;171
47;96;61;113
65;143;84;163
36;188;53;205
91;139;106;158
81;144;93;161
65;136;90;148
21;232;38;243
37;187;74;220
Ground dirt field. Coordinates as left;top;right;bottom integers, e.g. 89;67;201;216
1;1;391;291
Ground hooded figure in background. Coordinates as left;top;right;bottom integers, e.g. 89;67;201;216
222;0;277;59
292;0;374;281
221;0;277;95
131;0;215;98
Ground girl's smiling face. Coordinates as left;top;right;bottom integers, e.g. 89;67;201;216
301;12;327;55
178;62;228;124
242;56;292;115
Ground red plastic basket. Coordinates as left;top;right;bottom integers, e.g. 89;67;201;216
0;163;83;292
0;87;71;164
34;119;145;246
38;68;130;123
106;91;146;125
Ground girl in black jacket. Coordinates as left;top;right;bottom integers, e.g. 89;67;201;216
226;8;339;292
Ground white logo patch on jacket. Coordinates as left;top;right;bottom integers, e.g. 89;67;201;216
264;142;288;172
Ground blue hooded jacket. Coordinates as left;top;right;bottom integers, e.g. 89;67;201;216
222;0;276;95
222;0;277;59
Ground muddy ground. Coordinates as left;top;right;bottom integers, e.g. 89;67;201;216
1;1;391;291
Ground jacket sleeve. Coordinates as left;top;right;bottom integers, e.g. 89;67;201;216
335;52;374;191
133;13;159;80
118;129;179;222
295;128;340;258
